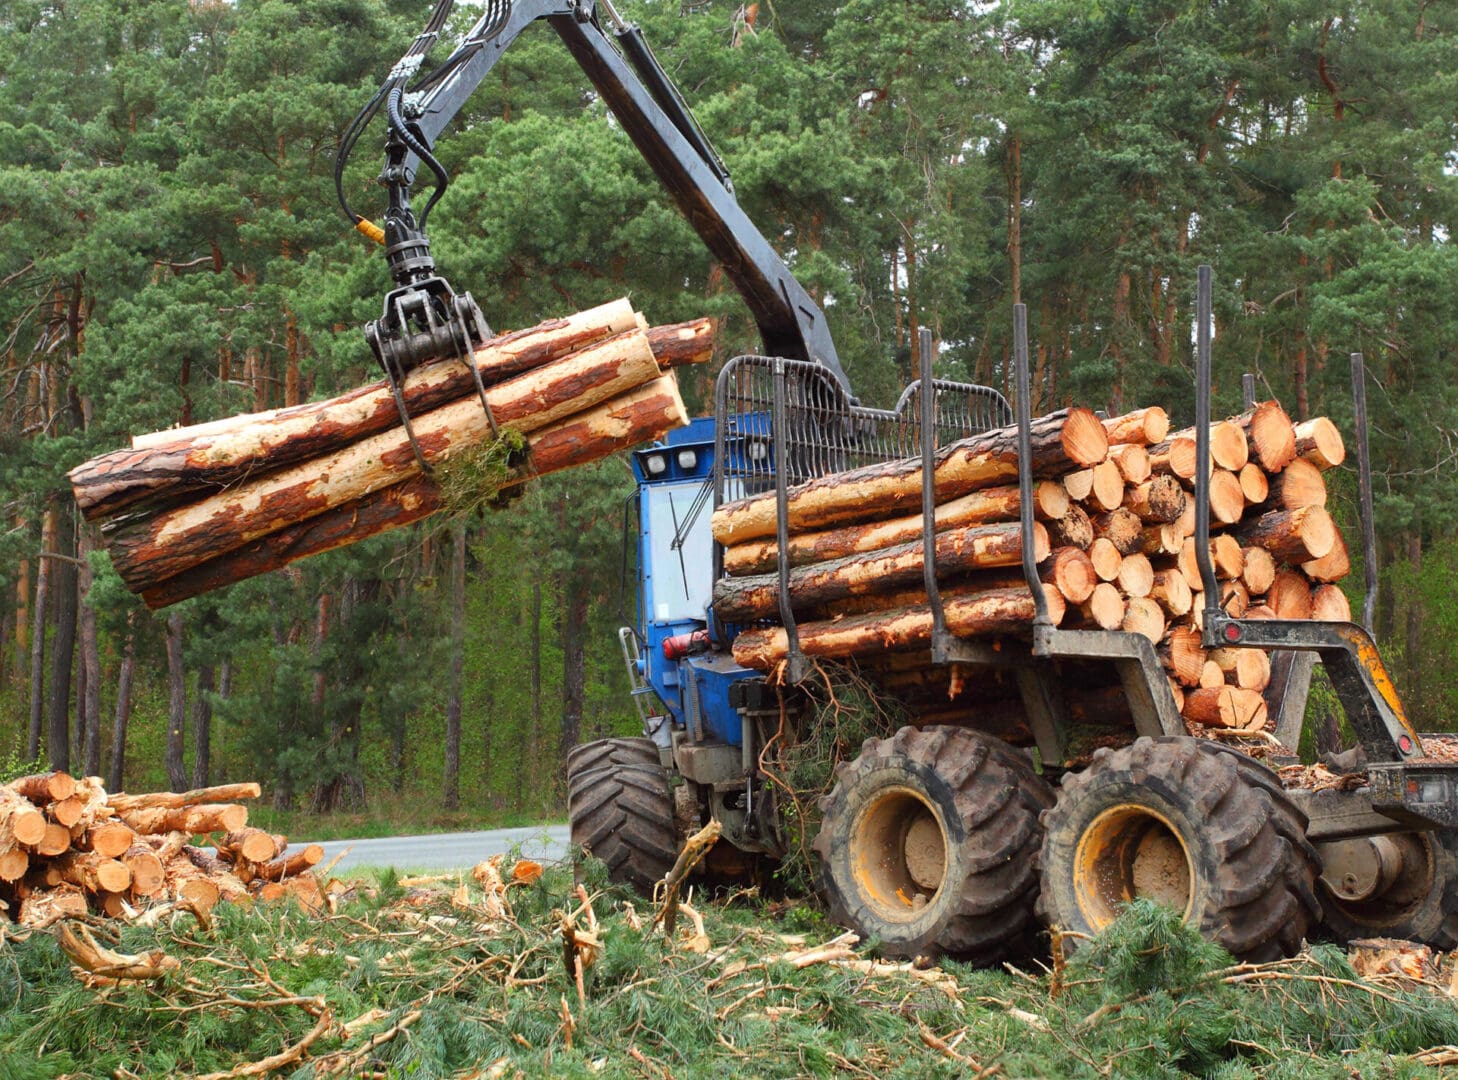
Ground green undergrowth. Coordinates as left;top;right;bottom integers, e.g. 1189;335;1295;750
1;880;1455;1079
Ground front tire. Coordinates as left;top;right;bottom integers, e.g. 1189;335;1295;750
1038;736;1321;961
812;726;1054;962
566;737;661;780
568;763;678;896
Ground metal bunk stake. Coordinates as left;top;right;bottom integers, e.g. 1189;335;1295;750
1193;266;1222;638
771;359;806;684
920;329;951;661
1242;372;1256;411
1013;305;1053;652
1350;351;1378;635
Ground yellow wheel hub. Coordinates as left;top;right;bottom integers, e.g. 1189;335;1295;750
850;787;949;921
1074;804;1195;929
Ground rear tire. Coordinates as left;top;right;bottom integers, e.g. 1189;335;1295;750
1320;829;1458;948
566;737;660;780
1038;736;1321;961
568;763;678;897
812;725;1054;963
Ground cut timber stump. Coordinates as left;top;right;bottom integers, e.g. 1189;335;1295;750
1233;402;1297;474
712;408;1109;545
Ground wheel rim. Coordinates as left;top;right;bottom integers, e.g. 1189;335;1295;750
1323;832;1436;929
850;786;949;921
1074;804;1195;929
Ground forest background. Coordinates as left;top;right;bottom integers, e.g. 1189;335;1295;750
0;0;1453;836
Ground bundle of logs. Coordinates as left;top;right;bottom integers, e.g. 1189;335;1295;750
0;773;325;927
711;399;1351;741
69;299;713;609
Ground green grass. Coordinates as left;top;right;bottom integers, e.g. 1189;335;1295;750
2;870;1455;1079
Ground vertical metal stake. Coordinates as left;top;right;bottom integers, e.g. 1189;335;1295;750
1241;372;1256;411
771;360;804;683
1013;305;1051;644
1193;266;1221;625
919;329;949;657
1350;352;1378;635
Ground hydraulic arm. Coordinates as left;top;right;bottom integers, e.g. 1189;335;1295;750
338;0;847;390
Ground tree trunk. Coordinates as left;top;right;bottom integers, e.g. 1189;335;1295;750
46;542;78;775
108;618;136;792
78;529;102;777
1407;533;1422;704
27;507;56;761
164;611;187;791
191;663;214;789
444;522;466;812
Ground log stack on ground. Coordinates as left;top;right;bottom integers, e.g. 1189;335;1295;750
0;775;324;926
711;397;1355;746
69;299;713;608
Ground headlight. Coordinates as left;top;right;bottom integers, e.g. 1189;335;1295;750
645;453;668;476
676;449;698;471
747;440;768;462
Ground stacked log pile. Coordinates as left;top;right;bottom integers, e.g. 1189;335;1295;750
0;774;325;926
712;400;1352;741
69;300;714;608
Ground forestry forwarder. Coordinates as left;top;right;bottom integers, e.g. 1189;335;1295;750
346;2;1458;962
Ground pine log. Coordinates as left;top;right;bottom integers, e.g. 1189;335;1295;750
166;863;222;913
1246;603;1277;620
1122;597;1166;644
1149;568;1193;618
1124;476;1185;524
1088;538;1122;582
124;843;167;898
1174;500;1196;539
1042;547;1098;605
102;330;669;591
73;300;643;520
77;822;137;858
1183;686;1268;732
712;521;1049;623
35;822;71;857
97;891;129;918
1220;580;1251;618
1207;469;1245;525
49;796;85;828
1087;460;1125;512
1149;436;1197;480
1294;417;1346;469
1139;523;1184;558
644;318;717;369
1092;508;1143;555
284;874;326;913
54;850;132;894
1176;421;1248;471
108;783;262;815
711;408;1109;545
1062;468;1094;502
255;844;325;882
0;847;27;883
1311;583;1353;622
137;379;690;607
216;829;280;866
1103;407;1170;446
1179;534;1244;588
1209;647;1272;692
181;846;250;900
729;585;1066;671
1;787;48;852
1168;678;1186;715
1116;553;1155;598
18;884;88;927
1049;505;1095;550
1162;626;1208;687
6;772;77;804
1237;506;1336;562
1076;583;1125;631
1240;546;1277;595
719;481;1066;577
1269;569;1315;620
1264;458;1326;511
1303;531;1351;583
1198;661;1226;690
1233;401;1297;473
1237;463;1269;506
1109;443;1152;484
118;803;248;836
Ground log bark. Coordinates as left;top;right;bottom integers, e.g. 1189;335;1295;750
117;803;248;836
1264;458;1326;510
1233;401;1297;473
100;330;668;591
1092;508;1143;555
6;772;77;804
1183;686;1268;732
644;318;716;370
1124;476;1185;524
1294;417;1345;469
255;844;324;882
712;521;1048;623
72;300;642;520
1103;407;1169;446
719;481;1066;577
18;884;87;927
1236;505;1336;562
712;408;1109;545
107;782;261;815
1049;505;1095;550
729;585;1066;671
136;379;690;608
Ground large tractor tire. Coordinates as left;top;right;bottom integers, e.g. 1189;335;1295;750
1319;829;1458;948
566;737;661;781
1038;736;1321;961
568;762;678;897
812;726;1054;963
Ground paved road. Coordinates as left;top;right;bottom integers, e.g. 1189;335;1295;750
310;823;570;873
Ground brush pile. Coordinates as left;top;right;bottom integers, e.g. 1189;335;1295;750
0;773;323;927
69;299;714;609
712;400;1351;744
